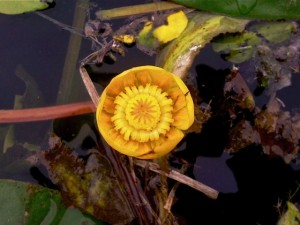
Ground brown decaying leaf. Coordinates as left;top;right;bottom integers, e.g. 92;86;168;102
42;139;134;225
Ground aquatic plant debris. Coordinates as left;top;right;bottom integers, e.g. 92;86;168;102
43;140;134;224
0;0;53;15
277;201;300;225
96;66;194;159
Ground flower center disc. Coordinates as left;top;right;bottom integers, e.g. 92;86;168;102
125;94;160;130
111;84;174;142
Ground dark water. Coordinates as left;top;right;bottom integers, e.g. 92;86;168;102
0;1;299;225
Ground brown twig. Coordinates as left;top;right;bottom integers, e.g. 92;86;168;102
134;159;219;199
79;66;100;106
0;101;95;123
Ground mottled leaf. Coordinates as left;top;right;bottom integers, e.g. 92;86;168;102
42;140;134;225
0;179;103;225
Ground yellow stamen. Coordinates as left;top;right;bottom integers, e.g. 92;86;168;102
111;84;174;142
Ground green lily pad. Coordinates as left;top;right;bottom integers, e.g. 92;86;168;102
0;0;53;15
251;22;296;44
0;179;103;225
171;0;300;19
212;32;261;63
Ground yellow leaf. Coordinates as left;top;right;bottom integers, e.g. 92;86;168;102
113;34;135;44
153;10;188;44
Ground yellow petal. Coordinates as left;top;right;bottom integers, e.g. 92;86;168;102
113;34;135;44
135;70;153;86
153;11;188;44
172;75;194;128
102;96;115;114
136;128;184;159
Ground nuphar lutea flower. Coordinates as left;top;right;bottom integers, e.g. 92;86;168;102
96;66;194;159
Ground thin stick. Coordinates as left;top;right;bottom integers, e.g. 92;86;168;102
0;101;95;123
134;159;219;199
96;2;185;20
79;66;100;106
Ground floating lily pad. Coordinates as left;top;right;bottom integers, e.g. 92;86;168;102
212;32;261;63
251;22;296;43
0;179;103;225
0;0;53;15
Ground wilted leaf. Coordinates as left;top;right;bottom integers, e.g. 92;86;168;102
0;0;53;15
277;202;300;225
254;97;300;163
256;45;292;94
0;179;103;225
42;140;134;225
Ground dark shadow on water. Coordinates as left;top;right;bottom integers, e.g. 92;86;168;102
172;63;300;224
172;145;300;225
174;64;231;162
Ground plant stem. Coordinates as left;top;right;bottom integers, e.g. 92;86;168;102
0;101;95;123
96;2;185;20
134;159;219;199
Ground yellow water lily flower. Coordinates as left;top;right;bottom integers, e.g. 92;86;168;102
96;66;194;159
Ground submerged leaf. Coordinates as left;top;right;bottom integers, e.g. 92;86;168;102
256;45;292;94
251;22;296;44
42;140;134;224
0;179;103;225
0;0;53;15
212;32;261;63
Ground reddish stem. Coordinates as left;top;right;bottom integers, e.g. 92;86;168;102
0;101;96;123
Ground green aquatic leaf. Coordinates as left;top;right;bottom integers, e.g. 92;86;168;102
0;0;53;15
170;0;300;19
277;202;300;225
156;11;249;78
0;179;103;225
251;22;296;43
212;32;261;63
